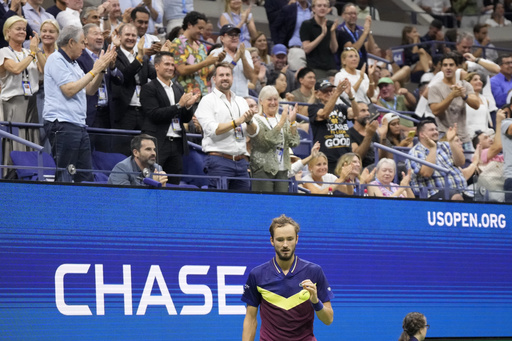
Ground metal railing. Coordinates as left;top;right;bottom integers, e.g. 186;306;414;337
373;142;456;200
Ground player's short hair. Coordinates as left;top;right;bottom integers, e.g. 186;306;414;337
269;215;300;238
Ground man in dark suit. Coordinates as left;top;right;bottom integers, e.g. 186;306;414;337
0;0;34;47
77;24;123;128
140;51;199;185
273;0;311;72
111;22;156;131
77;23;123;151
264;0;288;44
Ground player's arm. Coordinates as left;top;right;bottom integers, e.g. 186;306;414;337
242;305;258;341
315;301;334;325
302;279;334;325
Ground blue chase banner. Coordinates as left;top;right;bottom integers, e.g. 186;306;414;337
0;182;511;340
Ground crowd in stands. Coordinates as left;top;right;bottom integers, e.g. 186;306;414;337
0;0;512;202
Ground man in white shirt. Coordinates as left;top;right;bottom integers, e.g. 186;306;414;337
56;0;83;28
195;62;259;190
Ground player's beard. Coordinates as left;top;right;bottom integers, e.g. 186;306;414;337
275;247;295;262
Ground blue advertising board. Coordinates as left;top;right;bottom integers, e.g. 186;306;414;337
0;182;511;340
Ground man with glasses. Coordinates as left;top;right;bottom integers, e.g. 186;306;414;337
491;54;512;109
210;24;254;97
336;2;375;70
309;79;357;173
300;0;338;81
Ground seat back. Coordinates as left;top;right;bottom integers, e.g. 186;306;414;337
292;128;313;159
10;151;56;181
182;143;208;188
91;151;127;182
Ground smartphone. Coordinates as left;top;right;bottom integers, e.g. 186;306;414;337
368;111;380;123
407;130;416;138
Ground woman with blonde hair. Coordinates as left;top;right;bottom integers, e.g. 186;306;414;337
0;16;44;175
251;31;270;65
334;47;375;103
250;85;300;192
334;152;375;195
35;19;60;150
301;152;345;194
219;0;257;47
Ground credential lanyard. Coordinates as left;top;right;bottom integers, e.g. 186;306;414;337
342;23;363;59
221;97;243;138
380;96;397;111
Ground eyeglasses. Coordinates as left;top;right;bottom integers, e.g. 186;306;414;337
425;325;430;330
344;47;357;52
227;33;240;38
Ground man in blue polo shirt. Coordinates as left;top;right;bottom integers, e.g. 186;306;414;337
43;25;115;182
242;215;334;341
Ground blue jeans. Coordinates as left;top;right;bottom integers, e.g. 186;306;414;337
504;178;512;203
203;154;250;190
44;120;94;183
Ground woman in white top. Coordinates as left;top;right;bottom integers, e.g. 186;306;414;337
0;16;44;174
36;19;59;148
465;72;491;140
485;3;512;27
301;152;345;194
334;47;375;103
219;0;257;47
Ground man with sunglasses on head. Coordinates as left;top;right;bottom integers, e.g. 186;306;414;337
210;24;253;98
336;2;375;70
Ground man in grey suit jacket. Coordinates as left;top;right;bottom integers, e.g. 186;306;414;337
140;51;199;184
108;134;168;186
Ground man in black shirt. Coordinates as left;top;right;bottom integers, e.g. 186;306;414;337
299;0;338;81
308;79;358;173
348;102;381;169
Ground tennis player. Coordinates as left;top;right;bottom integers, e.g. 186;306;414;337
241;214;334;340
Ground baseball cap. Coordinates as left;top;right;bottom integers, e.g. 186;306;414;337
272;44;287;56
220;24;241;36
377;77;394;86
382;113;400;124
315;80;335;91
420;72;434;84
